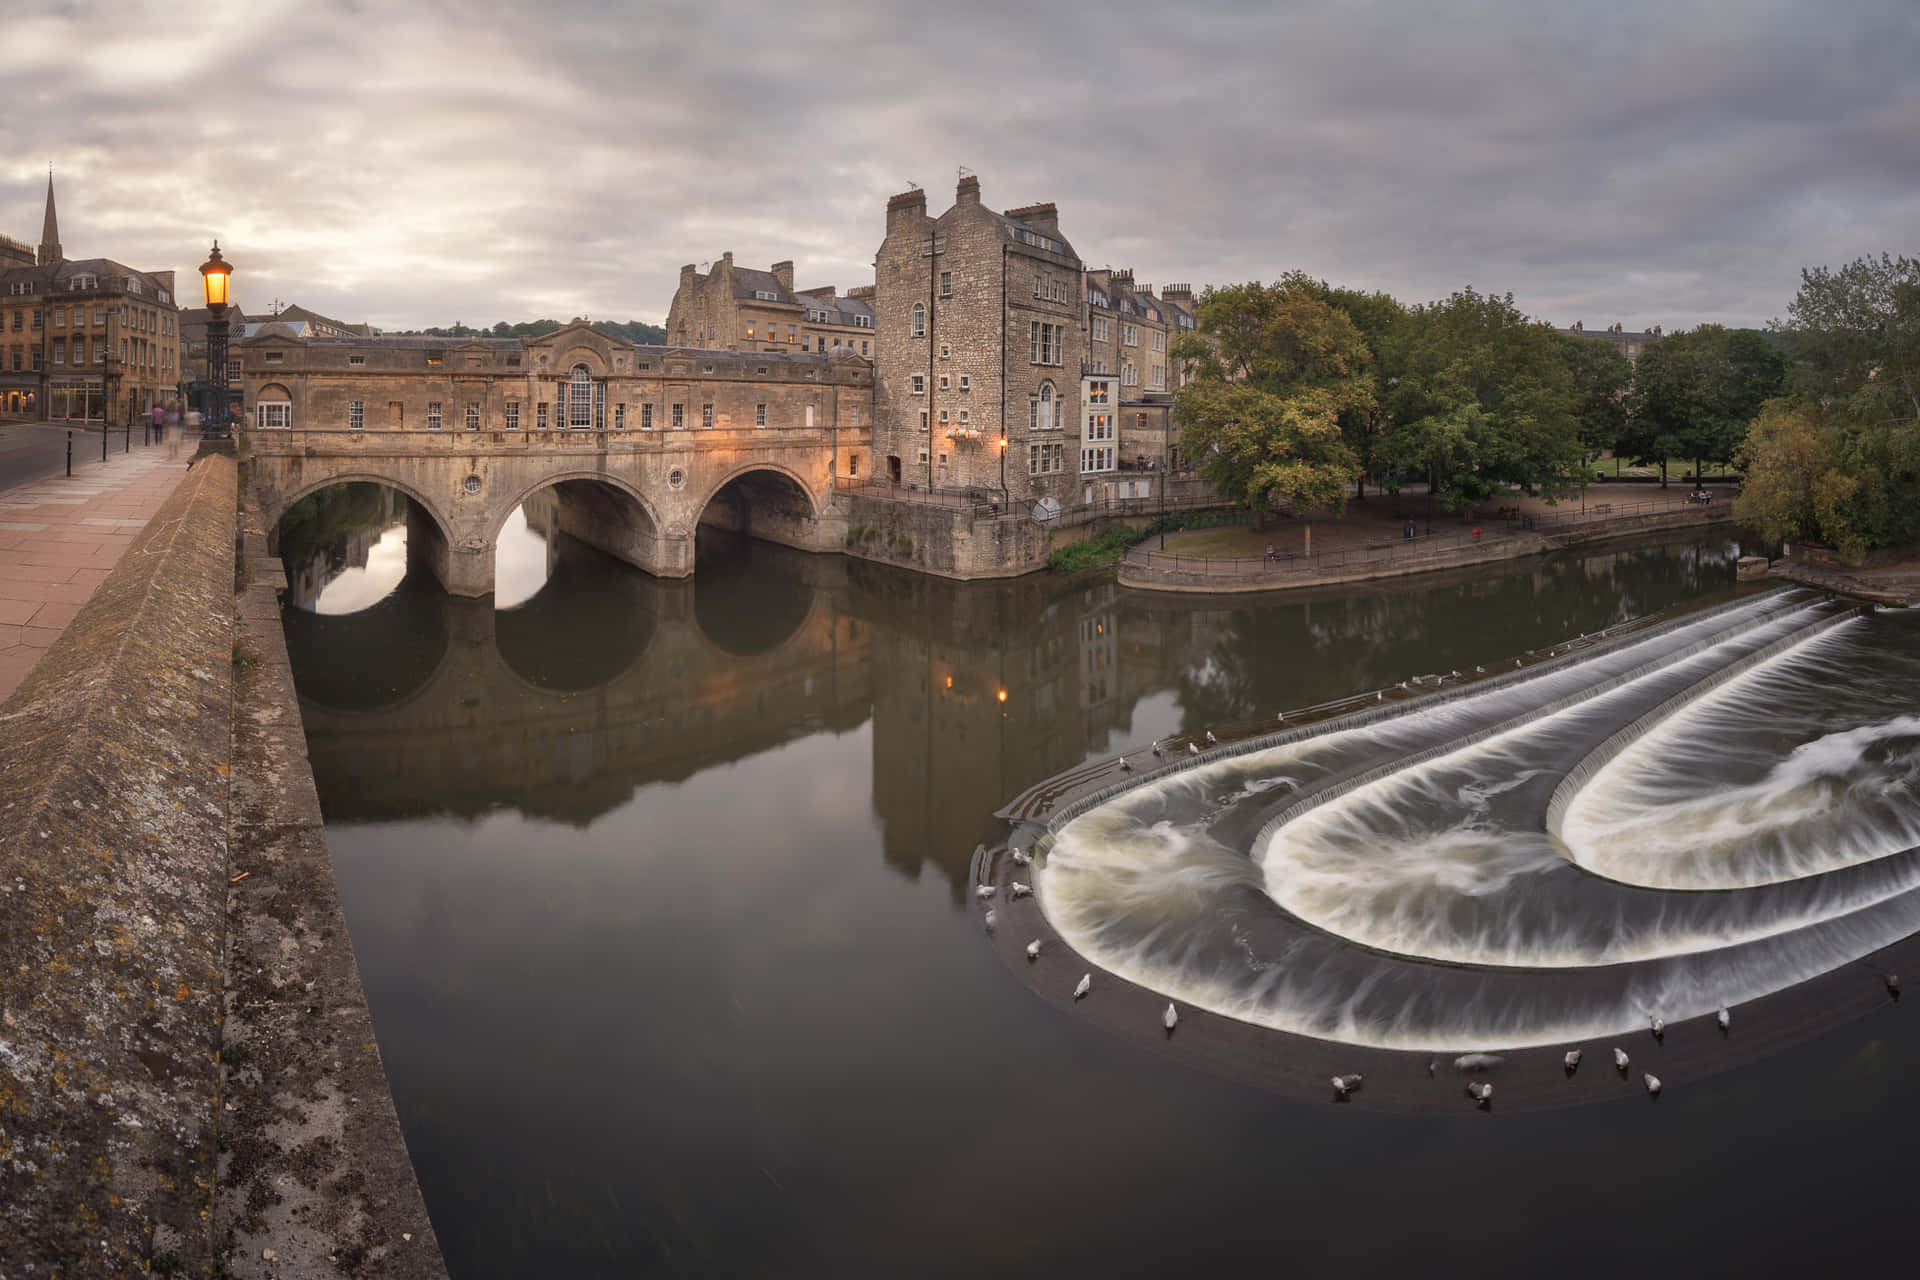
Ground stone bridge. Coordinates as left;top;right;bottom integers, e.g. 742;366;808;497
247;423;859;595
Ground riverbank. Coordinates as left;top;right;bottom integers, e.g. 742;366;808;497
1770;552;1920;606
1121;496;1730;593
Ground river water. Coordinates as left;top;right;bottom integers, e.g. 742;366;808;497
280;490;1920;1278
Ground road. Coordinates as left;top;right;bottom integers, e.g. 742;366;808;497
0;419;147;495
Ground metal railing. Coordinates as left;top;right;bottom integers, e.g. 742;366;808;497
833;477;1006;517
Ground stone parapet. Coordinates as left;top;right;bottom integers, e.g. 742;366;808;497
0;456;237;1272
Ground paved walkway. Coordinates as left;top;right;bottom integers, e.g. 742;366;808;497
0;432;195;700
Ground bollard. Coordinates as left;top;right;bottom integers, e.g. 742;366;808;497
65;430;71;477
102;424;108;462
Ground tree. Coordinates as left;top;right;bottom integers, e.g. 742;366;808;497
1375;288;1583;507
1170;276;1375;517
1310;282;1406;499
1556;333;1631;467
1623;326;1783;486
1736;254;1920;556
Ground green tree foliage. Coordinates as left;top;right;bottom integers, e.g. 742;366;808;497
1624;325;1783;485
1307;282;1405;497
1736;254;1920;556
1555;333;1631;464
1170;276;1375;516
1375;288;1582;507
395;318;668;344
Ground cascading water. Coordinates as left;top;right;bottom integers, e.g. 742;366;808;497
1027;589;1920;1054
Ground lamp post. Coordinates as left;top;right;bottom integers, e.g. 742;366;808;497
998;433;1009;511
198;242;233;438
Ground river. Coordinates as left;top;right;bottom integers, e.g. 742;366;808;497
279;486;1920;1277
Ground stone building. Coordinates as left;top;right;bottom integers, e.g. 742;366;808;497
871;176;1087;502
181;300;373;420
0;176;181;420
240;318;869;467
1557;320;1662;363
666;253;876;357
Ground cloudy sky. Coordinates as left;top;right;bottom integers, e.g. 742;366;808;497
3;0;1914;333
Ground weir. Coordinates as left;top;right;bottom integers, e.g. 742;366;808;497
999;589;1920;1055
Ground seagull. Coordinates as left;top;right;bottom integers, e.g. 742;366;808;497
974;884;996;900
1644;1073;1663;1097
1151;741;1164;758
1011;848;1032;867
1205;730;1218;744
1073;973;1092;1000
1275;711;1286;721
1475;665;1486;674
1717;1007;1731;1032
1650;1016;1665;1040
1163;1003;1178;1032
1467;1081;1493;1104
1888;973;1901;998
1613;1047;1630;1071
1427;1061;1437;1078
983;908;997;931
1010;881;1032;899
1376;691;1385;702
1026;939;1042;961
1398;681;1410;690
1564;1049;1582;1072
1119;757;1133;772
1331;1074;1363;1097
1188;742;1200;756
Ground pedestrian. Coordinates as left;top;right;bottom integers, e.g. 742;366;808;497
1265;542;1276;563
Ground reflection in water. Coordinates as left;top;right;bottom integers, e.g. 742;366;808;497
281;526;1920;1277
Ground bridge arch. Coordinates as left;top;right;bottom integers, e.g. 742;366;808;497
267;470;457;546
487;469;666;546
490;468;686;585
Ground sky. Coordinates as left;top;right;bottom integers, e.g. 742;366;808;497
2;0;1915;333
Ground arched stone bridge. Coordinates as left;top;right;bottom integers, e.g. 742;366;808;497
247;424;858;595
241;324;872;595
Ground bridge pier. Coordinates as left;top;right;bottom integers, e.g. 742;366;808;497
408;501;495;597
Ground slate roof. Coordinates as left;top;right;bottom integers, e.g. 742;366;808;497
731;268;791;302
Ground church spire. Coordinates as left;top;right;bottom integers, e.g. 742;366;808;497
37;170;61;267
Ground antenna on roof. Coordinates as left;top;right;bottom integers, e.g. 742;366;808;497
958;165;975;180
906;180;922;190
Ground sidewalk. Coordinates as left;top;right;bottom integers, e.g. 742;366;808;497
0;432;196;700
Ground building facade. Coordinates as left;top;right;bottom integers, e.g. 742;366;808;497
0;177;180;420
239;320;870;469
666;254;876;357
871;176;1089;502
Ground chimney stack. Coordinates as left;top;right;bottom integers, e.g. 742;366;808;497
956;173;981;206
771;260;794;294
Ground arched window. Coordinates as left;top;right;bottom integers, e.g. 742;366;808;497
1037;380;1055;432
911;303;925;339
569;364;592;429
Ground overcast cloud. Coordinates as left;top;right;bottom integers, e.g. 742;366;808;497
3;0;1915;332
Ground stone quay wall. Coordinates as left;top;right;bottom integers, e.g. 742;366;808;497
0;455;447;1276
0;457;239;1271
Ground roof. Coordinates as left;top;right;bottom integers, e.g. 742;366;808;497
0;257;174;298
731;268;792;302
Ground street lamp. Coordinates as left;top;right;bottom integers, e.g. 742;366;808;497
198;241;233;437
998;433;1009;510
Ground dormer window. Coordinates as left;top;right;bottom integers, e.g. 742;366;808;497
426;351;444;365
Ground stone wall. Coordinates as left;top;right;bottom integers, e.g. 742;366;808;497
843;493;1052;580
0;458;237;1272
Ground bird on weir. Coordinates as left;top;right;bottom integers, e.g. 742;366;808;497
1073;973;1092;1000
1151;741;1164;758
1650;1016;1666;1040
1205;730;1218;744
975;885;996;900
1011;848;1032;866
1564;1049;1582;1072
1613;1047;1630;1071
1331;1074;1363;1097
983;909;996;932
1644;1073;1663;1097
1188;742;1200;756
1717;1007;1731;1032
1026;939;1042;961
1120;756;1133;772
1467;1081;1493;1105
1010;882;1032;899
1163;1003;1178;1032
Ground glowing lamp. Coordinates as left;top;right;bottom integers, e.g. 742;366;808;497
199;242;232;311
